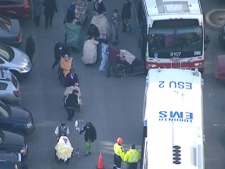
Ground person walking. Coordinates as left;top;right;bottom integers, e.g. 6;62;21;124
111;9;120;43
55;122;70;140
25;33;35;65
121;0;131;32
124;144;141;169
79;122;97;156
65;68;79;87
52;42;67;69
65;90;79;121
113;137;125;169
106;42;121;78
43;0;57;29
33;0;43;27
99;39;108;71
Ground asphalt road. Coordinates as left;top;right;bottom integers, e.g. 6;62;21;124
18;0;144;169
16;0;225;169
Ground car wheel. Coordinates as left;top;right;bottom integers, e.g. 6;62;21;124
12;129;25;136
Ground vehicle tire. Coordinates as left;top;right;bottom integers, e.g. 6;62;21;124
12;129;25;136
10;70;20;80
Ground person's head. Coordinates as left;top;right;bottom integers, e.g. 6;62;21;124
29;33;35;38
70;68;75;75
86;122;93;128
117;137;123;145
58;43;63;50
113;9;118;15
64;54;69;61
130;144;135;149
63;137;68;143
61;122;67;129
73;89;79;95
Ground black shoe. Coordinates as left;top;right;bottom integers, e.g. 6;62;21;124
68;118;71;121
84;154;88;157
106;75;111;78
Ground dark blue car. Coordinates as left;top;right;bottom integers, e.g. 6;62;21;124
0;101;35;136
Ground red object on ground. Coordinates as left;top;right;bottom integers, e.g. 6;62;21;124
96;153;104;169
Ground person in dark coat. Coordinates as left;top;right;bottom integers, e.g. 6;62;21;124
25;33;35;65
33;0;43;27
106;42;121;78
43;0;57;29
87;24;100;40
93;0;106;15
63;6;75;24
52;42;67;69
79;122;97;156
65;68;79;87
65;90;79;121
121;0;131;32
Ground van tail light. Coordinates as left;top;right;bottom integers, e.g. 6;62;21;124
13;91;19;97
14;33;20;41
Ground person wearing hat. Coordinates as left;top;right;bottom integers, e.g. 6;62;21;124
25;33;35;65
124;144;141;169
55;122;70;141
52;42;67;69
79;122;97;156
113;137;125;169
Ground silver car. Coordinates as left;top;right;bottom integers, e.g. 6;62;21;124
0;68;21;106
0;43;32;79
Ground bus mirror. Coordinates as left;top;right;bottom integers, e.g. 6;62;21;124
204;35;210;51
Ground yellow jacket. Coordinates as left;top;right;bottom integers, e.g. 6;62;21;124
113;143;125;160
124;149;141;163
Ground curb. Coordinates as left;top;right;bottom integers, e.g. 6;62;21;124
205;9;225;30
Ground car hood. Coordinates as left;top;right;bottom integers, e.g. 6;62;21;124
0;19;20;37
11;47;30;66
10;106;31;123
2;130;24;146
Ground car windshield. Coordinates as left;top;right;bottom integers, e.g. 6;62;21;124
0;43;14;62
0;102;10;118
0;16;12;31
148;26;203;58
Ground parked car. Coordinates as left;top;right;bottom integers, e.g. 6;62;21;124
215;55;225;81
0;68;21;106
0;152;28;169
0;15;22;47
0;43;32;79
0;101;35;135
0;0;32;20
219;24;225;48
0;130;28;161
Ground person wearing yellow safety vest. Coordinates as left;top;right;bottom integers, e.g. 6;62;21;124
124;144;141;169
113;137;125;169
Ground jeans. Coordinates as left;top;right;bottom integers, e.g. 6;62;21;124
85;139;92;154
127;162;138;169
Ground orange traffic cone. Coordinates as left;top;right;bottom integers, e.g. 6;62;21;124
96;153;104;169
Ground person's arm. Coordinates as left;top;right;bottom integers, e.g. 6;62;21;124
66;126;70;135
79;125;86;134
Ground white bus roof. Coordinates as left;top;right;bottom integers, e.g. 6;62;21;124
144;69;204;169
143;0;202;16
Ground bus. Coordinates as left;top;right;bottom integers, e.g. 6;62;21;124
141;69;204;169
137;0;209;74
